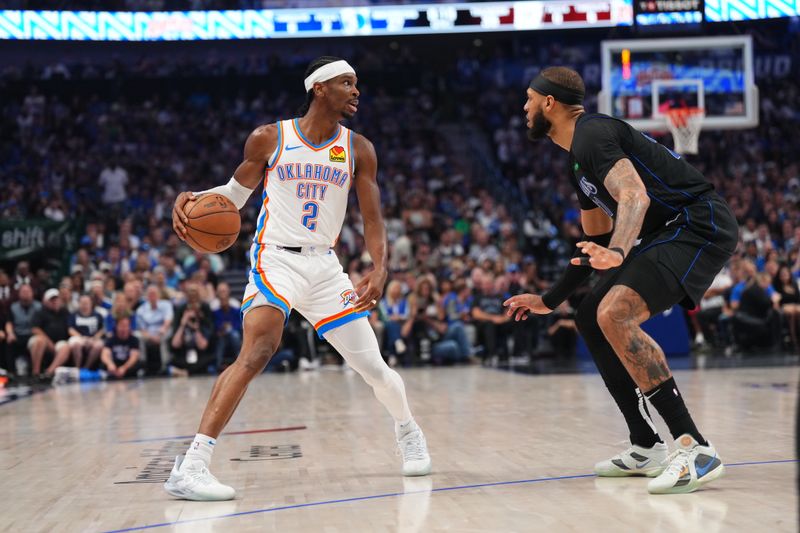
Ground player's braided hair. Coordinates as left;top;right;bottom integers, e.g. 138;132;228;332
540;67;585;106
298;56;345;116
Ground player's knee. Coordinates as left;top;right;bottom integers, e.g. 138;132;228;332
240;334;279;372
597;296;634;334
353;353;390;388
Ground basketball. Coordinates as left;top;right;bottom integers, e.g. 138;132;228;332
183;194;241;253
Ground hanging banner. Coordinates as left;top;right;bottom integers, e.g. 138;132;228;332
0;219;79;263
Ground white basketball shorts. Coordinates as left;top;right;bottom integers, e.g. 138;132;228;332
241;243;369;338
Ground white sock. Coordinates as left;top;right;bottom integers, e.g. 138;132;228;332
185;433;216;467
395;418;417;439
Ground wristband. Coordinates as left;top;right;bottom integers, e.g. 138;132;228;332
194;177;253;210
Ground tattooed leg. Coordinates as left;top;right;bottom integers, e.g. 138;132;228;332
597;284;707;444
596;285;671;391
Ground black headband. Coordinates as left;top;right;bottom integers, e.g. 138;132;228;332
529;74;584;105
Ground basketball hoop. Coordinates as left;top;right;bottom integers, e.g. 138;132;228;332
665;107;705;155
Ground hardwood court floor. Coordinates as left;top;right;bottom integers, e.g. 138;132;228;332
1;365;797;532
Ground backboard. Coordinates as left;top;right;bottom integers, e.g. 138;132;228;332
599;35;758;131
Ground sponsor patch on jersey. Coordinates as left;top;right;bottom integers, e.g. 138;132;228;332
329;145;346;163
340;289;356;307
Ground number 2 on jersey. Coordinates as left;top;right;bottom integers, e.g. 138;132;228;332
301;201;319;231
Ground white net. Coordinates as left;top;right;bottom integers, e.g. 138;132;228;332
665;108;705;155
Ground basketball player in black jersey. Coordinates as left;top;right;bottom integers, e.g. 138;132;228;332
504;67;736;494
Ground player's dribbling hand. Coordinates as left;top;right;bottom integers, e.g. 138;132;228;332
353;267;388;313
503;293;553;321
571;241;624;270
172;191;196;240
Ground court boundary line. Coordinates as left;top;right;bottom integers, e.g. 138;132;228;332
119;426;307;444
103;458;797;532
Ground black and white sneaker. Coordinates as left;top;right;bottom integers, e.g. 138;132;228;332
595;442;669;477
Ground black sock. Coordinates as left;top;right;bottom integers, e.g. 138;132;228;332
645;377;707;446
613;384;663;448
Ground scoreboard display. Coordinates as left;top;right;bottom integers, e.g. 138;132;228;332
634;0;704;26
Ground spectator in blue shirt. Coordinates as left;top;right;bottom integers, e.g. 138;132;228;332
379;280;412;360
440;278;474;360
136;285;174;375
105;292;137;335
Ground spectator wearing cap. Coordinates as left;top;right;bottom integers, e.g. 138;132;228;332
136;285;173;375
68;294;105;369
5;284;41;375
29;288;71;380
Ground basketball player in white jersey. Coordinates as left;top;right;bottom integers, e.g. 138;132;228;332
165;57;431;501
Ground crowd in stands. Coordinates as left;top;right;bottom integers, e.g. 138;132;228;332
1;23;799;384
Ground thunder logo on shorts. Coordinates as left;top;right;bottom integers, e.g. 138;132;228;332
340;289;356;307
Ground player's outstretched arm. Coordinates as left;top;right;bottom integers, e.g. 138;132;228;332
352;133;388;313
507;208;613;319
172;124;277;239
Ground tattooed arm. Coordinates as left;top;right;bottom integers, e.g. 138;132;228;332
604;158;650;258
572;159;649;270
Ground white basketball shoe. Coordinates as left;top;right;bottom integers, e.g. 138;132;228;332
595;442;669;477
397;424;432;477
648;434;725;494
163;455;236;501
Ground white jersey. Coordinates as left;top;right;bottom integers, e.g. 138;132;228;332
254;118;354;248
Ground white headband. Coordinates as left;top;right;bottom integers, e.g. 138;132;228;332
304;60;356;92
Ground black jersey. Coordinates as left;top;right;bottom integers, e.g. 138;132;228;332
568;113;714;237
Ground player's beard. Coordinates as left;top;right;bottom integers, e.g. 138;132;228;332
526;108;551;142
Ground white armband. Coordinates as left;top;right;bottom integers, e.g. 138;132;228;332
194;177;253;210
